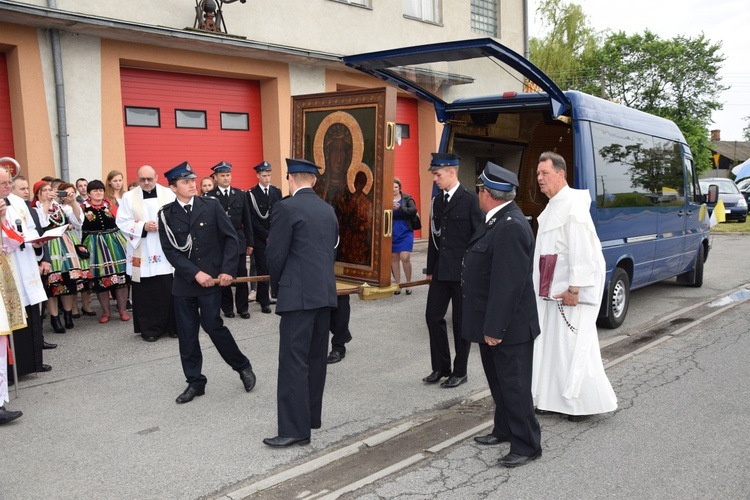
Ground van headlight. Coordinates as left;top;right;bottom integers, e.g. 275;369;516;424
738;197;748;208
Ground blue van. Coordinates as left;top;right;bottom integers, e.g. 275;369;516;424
345;38;710;328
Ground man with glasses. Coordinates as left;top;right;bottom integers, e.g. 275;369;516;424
116;165;177;342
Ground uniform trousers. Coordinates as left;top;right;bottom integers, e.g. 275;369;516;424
425;279;471;377
329;295;352;354
480;340;541;457
174;290;250;389
277;307;331;438
253;243;270;307
221;253;249;315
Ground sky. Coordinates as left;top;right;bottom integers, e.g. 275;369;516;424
528;0;749;141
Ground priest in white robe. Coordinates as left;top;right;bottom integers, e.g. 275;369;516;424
1;168;48;377
116;166;176;342
531;152;617;421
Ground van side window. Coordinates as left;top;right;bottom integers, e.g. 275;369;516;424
684;156;698;200
592;123;683;208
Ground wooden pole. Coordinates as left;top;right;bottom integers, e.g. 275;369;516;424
211;276;432;296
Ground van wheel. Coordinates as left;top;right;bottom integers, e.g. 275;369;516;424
598;267;630;329
688;244;705;288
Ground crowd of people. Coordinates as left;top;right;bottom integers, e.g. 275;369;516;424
2;151;617;475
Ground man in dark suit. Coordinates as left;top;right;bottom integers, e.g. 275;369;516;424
462;161;542;468
158;161;256;404
246;161;282;314
424;153;484;388
208;161;254;319
263;158;338;448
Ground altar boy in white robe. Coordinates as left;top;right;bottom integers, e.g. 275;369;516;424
116;165;176;342
531;151;617;421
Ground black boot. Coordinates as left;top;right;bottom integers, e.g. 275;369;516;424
50;314;66;334
63;310;74;329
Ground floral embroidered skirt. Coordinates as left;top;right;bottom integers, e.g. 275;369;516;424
82;229;129;292
44;230;92;297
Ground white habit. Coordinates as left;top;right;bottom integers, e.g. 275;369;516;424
531;185;617;416
116;184;175;281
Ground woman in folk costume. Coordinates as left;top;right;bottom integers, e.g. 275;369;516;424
80;180;129;324
32;181;90;333
0;198;26;424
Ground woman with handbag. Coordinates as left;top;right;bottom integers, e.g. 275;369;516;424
32;181;91;333
391;178;418;295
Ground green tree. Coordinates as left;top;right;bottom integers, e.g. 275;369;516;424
529;0;600;90
580;31;727;172
743;116;750;141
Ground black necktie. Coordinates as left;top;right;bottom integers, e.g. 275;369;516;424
184;204;191;215
444;192;450;205
263;187;268;197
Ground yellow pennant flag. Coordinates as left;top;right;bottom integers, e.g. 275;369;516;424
714;198;726;224
699;204;707;223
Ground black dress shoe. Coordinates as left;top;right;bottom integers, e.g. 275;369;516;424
261;305;272;314
175;386;205;404
474;434;507;445
263;436;310;448
42;341;57;350
0;407;23;425
499;450;542;468
81;309;98;317
441;375;468;388
239;367;256;392
168;331;178;338
40;364;52;372
326;351;345;364
224;311;235;318
143;336;159;342
71;313;81;319
422;370;451;384
240;312;251;319
567;414;590;422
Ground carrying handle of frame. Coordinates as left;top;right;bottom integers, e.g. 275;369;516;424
386;122;396;150
384;209;393;238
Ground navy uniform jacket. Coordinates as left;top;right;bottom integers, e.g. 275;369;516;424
461;201;540;345
158;196;239;297
267;188;338;313
208;186;254;250
426;185;484;281
247;183;282;245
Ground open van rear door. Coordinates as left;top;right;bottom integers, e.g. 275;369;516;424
344;38;570;122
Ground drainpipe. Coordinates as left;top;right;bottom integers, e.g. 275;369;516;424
523;0;529;60
47;0;70;181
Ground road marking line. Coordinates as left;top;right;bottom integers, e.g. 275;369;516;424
425;420;494;453
317;453;427;500
363;419;428;447
227;443;362;499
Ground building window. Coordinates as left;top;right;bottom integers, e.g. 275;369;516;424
404;0;441;24
125;106;160;127
175;109;207;129
396;123;410;139
220;112;249;131
331;0;371;7
471;0;497;37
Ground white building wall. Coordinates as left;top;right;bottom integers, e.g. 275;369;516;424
60;32;103;182
36;0;525;56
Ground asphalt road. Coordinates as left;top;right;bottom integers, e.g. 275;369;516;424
1;234;748;499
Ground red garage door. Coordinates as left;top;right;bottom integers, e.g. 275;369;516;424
121;68;263;187
0;53;15;159
394;96;420;237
